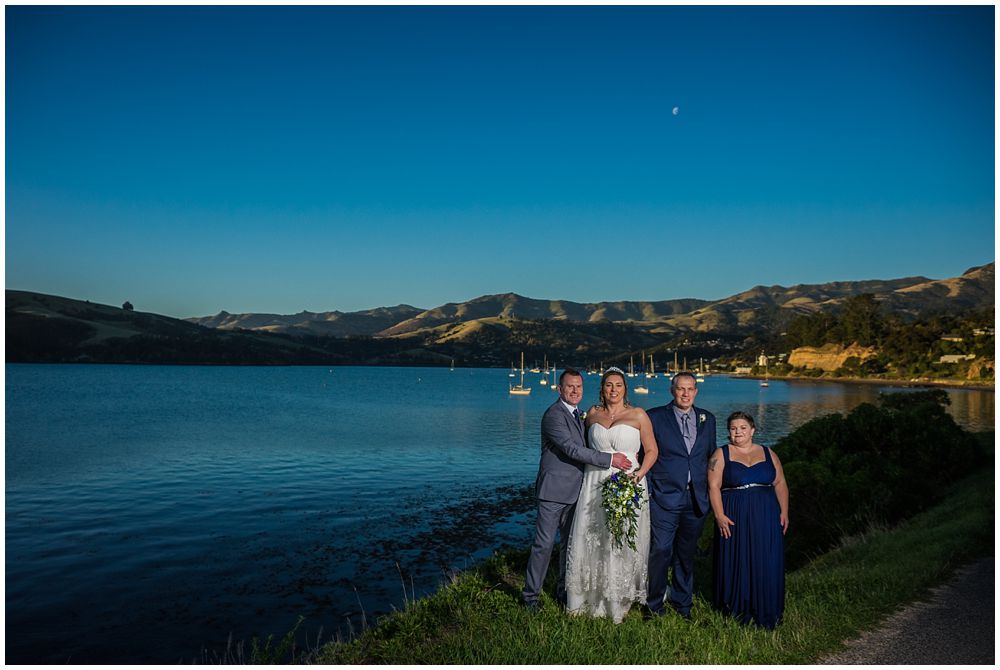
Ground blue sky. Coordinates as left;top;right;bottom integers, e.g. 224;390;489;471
5;5;995;318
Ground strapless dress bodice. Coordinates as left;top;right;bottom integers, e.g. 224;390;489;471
587;423;642;459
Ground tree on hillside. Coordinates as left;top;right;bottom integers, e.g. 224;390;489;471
838;294;884;346
784;311;839;348
782;294;885;349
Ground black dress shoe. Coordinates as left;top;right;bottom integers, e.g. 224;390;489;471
643;605;666;620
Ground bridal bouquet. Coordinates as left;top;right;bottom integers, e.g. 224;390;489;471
601;470;645;551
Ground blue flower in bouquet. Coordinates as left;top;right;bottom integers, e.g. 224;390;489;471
600;469;645;552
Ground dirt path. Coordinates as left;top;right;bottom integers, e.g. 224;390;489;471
820;557;995;664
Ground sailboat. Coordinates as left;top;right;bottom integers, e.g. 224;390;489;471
538;355;549;386
696;357;705;383
634;353;650;394
550;363;559;390
628;355;636;377
760;355;770;388
510;352;531;395
508;362;516;377
646;353;656;379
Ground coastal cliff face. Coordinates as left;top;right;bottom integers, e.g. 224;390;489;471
788;343;878;371
966;358;995;380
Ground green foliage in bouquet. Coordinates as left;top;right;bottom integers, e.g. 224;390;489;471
601;471;645;551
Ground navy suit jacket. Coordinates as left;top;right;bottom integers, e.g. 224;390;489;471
646;401;716;516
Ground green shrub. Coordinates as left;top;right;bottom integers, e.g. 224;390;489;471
776;390;982;568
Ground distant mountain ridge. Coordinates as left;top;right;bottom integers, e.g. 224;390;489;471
187;263;995;340
374;294;712;338
7;263;993;366
192;304;424;337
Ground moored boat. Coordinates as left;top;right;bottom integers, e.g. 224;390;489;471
510;352;531;395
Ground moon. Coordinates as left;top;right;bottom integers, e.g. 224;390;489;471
672;107;679;116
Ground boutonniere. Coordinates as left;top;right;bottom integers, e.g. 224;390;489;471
698;413;706;424
579;411;587;421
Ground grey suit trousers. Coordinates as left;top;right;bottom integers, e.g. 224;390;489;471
523;499;576;604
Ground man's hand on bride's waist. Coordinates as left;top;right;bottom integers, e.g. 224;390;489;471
610;452;632;470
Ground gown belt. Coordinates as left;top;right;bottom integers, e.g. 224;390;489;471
721;483;774;491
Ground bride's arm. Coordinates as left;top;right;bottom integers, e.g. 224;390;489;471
634;409;659;480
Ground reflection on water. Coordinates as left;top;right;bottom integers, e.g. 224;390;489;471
948;387;996;433
615;376;992;448
4;365;993;663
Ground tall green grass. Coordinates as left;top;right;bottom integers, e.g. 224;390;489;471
312;457;993;664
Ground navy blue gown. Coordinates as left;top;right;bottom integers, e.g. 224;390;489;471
712;444;785;629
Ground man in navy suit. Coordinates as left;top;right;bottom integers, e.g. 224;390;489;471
523;368;632;609
645;371;716;618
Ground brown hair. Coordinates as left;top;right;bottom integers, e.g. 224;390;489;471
726;410;756;430
559;367;583;385
599;367;629;408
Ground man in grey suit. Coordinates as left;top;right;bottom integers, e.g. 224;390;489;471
522;368;632;609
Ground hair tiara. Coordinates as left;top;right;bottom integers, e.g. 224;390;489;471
604;366;626;375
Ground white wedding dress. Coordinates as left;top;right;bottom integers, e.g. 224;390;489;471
564;423;650;623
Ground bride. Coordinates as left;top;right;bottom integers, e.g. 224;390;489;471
564;366;659;622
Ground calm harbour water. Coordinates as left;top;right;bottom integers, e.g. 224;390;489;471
5;364;994;663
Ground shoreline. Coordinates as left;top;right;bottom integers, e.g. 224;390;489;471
737;373;995;392
5;360;998;392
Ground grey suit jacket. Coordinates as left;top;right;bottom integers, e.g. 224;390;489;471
534;400;614;504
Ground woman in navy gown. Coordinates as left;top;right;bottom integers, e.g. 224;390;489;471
708;411;789;629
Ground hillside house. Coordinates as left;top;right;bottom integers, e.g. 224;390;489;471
938;354;976;364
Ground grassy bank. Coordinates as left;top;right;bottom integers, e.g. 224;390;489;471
313;452;993;664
